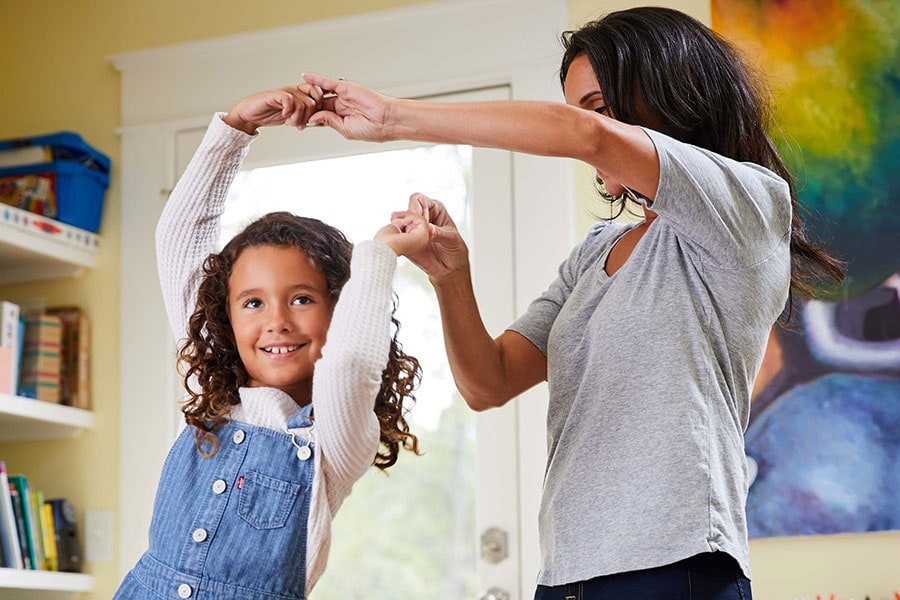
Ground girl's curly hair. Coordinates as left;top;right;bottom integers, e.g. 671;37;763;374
178;211;421;470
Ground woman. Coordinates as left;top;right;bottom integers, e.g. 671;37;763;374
305;7;843;599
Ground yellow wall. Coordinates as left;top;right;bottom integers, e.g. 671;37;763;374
0;0;896;598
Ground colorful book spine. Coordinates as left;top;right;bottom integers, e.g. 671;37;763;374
0;462;23;568
8;485;31;569
0;300;21;395
27;487;45;570
40;501;58;571
45;306;90;409
18;313;62;403
9;475;40;569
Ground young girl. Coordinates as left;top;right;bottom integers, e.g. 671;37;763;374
115;83;427;599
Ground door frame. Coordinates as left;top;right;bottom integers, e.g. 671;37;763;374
112;1;573;594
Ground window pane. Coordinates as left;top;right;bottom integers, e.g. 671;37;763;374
223;145;478;599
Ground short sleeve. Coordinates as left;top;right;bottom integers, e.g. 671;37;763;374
643;128;792;269
507;223;611;354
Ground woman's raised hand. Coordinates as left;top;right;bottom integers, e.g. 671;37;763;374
302;73;395;142
399;193;470;282
224;83;325;135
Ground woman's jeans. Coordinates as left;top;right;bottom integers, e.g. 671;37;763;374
534;552;752;600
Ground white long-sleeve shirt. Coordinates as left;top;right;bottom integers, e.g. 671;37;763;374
156;113;395;594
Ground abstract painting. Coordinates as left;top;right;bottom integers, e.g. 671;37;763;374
712;0;900;538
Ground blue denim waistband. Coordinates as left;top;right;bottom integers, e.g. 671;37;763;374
131;553;305;600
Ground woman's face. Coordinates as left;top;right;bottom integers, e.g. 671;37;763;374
563;53;627;196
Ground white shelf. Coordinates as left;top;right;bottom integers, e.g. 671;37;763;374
0;205;100;285
0;394;93;441
0;205;98;597
0;568;92;598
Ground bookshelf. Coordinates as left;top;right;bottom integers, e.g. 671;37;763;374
0;394;93;441
0;208;97;595
0;568;91;598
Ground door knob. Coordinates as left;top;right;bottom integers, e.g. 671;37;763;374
480;527;508;564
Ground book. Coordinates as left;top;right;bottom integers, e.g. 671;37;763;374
45;306;90;409
9;474;41;569
40;501;58;571
0;462;23;568
27;488;45;570
0;300;21;395
9;485;31;569
18;313;62;403
0;347;12;397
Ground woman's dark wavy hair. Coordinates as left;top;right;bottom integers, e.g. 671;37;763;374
560;7;844;318
178;212;421;469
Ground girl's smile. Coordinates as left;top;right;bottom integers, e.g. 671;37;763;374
262;344;302;355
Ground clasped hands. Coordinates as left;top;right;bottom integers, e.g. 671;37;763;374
223;76;467;282
224;74;389;139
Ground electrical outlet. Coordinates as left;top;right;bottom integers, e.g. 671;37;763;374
84;509;114;562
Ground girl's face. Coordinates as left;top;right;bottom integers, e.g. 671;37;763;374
563;53;627;197
228;244;335;406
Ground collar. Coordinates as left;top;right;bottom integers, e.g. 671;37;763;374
233;387;314;431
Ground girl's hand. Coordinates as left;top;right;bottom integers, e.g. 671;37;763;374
302;73;396;142
400;193;470;282
375;211;430;258
224;83;325;134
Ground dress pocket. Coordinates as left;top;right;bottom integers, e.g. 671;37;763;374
237;470;301;530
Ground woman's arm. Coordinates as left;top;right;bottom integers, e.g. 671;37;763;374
304;73;660;200
394;194;547;410
431;267;548;411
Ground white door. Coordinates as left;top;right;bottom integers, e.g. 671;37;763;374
173;86;522;599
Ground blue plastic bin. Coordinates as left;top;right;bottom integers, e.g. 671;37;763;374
0;131;110;233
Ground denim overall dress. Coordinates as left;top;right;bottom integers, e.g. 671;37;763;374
115;406;316;599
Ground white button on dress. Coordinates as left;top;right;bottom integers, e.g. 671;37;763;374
178;583;193;598
192;528;208;543
296;446;312;461
212;479;227;494
232;430;245;444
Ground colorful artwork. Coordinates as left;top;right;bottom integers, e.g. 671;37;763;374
712;0;900;538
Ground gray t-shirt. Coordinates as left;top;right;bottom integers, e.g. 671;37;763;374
510;128;791;586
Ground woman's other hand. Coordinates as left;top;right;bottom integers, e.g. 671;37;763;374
302;73;395;142
224;83;325;134
399;193;469;282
